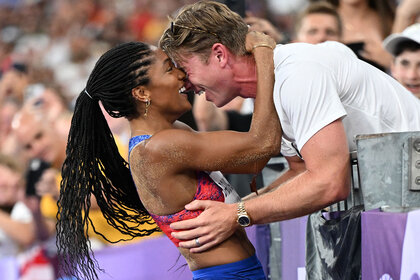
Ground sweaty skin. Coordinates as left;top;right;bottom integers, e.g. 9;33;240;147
170;109;350;254
129;31;281;268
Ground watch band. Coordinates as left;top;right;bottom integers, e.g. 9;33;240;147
237;201;251;227
238;201;247;215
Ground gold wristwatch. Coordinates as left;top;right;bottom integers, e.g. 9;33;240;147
237;201;251;227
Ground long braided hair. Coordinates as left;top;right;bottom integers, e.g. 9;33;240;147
57;42;160;280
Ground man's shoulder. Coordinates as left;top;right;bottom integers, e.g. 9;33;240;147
274;41;355;64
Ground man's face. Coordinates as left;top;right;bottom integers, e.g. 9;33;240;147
391;49;420;98
15;117;63;165
0;165;21;206
179;53;238;107
0;69;28;102
297;13;341;44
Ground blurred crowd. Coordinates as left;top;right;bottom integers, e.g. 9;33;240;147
0;0;418;279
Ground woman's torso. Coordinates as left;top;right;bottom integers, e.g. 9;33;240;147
128;134;255;271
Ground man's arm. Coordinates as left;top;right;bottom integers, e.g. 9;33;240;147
251;155;305;197
171;119;351;252
246;119;350;223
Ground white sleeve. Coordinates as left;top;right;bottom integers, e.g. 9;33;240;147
280;61;347;151
280;137;299;158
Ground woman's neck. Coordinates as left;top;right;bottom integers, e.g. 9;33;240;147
129;114;174;137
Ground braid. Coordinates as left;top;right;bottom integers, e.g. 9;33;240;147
88;42;153;118
57;42;160;280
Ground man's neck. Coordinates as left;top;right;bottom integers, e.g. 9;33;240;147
230;54;258;98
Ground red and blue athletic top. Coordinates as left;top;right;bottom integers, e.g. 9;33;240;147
129;135;226;247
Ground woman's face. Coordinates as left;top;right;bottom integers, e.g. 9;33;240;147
146;49;192;117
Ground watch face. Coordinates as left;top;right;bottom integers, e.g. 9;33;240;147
238;215;250;226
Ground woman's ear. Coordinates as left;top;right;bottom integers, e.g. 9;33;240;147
132;86;150;102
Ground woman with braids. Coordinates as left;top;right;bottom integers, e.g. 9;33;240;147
57;30;280;280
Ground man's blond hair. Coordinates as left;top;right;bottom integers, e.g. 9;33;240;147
159;0;248;64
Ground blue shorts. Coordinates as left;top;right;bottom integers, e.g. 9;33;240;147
192;254;266;280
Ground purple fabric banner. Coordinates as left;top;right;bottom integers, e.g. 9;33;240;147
95;235;192;280
93;224;269;280
361;209;407;280
281;216;307;280
400;209;420;279
0;256;19;280
246;224;271;277
0;225;270;280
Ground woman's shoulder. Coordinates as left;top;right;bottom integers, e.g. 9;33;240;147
131;128;195;161
151;128;195;149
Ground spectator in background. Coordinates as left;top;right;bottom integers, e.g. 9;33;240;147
392;0;420;33
0;63;28;106
0;26;21;73
244;1;342;45
0;154;35;258
0;152;56;280
12;105;158;250
24;83;70;122
245;16;288;44
322;0;396;71
12;106;67;169
11;107;68;242
383;23;420;98
295;1;342;44
0;97;19;155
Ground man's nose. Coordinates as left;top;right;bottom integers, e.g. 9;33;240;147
406;66;420;80
30;142;44;158
183;78;198;92
317;32;328;44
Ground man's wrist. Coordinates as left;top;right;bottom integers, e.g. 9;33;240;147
236;201;251;227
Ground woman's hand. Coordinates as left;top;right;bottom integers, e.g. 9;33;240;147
245;31;276;54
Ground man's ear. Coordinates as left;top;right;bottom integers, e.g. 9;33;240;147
132;86;150;102
212;43;228;67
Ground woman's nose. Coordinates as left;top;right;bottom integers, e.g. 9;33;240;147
176;67;186;80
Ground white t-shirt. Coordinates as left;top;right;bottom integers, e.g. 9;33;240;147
0;201;33;258
273;41;420;157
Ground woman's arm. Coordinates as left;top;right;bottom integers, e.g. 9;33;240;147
149;31;281;174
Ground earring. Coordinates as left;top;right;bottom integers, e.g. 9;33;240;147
144;99;150;117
